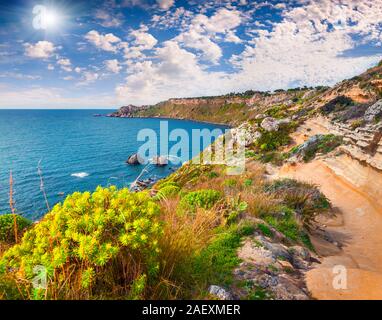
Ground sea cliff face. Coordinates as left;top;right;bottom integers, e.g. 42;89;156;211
111;88;325;126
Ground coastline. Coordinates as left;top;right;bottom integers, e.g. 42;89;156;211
106;114;233;128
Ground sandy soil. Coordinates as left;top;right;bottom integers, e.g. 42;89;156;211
278;160;382;299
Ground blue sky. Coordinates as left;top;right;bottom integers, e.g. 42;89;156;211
0;0;381;109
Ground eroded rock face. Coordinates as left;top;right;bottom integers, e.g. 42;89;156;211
232;231;314;300
364;100;382;122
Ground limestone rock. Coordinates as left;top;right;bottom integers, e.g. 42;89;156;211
364;100;382;122
231;122;261;147
126;153;144;165
208;285;232;300
261;117;280;132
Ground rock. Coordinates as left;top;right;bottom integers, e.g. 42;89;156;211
364;100;382;122
273;275;309;300
261;117;280;132
109;105;149;118
255;113;267;120
238;238;276;266
126;153;143;165
257;274;279;288
289;245;311;261
291;256;310;270
292;134;325;159
152;155;168;166
288;246;311;270
277;259;294;270
259;238;291;261
208;285;232;300
231;122;261;147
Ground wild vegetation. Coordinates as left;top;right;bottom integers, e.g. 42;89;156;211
3;61;382;300
0;159;331;300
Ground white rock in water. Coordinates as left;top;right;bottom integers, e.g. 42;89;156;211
126;153;144;165
152;155;168;166
208;285;232;300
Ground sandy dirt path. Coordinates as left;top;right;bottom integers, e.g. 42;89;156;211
278;160;382;299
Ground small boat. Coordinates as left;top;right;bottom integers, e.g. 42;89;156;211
93;114;102;117
58;192;65;196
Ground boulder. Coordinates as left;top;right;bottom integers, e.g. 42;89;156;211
230;122;261;147
152;155;168;166
126;153;143;165
292;134;324;159
261;117;280;132
208;285;232;300
364;100;382;122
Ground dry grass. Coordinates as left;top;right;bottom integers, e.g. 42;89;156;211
153;198;224;299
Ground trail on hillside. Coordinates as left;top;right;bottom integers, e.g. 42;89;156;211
275;117;382;299
278;160;382;299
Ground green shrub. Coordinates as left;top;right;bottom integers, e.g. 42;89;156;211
207;171;219;179
244;179;253;187
264;209;301;241
320;96;354;114
255;122;297;152
223;179;237;187
192;224;251;288
265;179;331;228
257;223;273;238
0;187;163;299
302;134;343;162
179;190;222;213
154;185;180;200
0;214;32;243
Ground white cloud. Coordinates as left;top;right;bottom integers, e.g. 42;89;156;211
24;41;57;59
105;59;122;73
175;29;222;64
191;8;242;34
57;58;72;72
47;64;55;71
116;41;221;104
130;28;158;50
77;71;99;86
228;0;382;90
95;9;122;27
174;8;242;64
85;30;121;52
0;72;41;80
224;30;242;43
157;0;175;10
115;1;382;106
121;27;158;61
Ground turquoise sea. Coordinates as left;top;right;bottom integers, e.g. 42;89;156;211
0;110;227;220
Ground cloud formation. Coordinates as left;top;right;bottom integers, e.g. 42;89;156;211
85;30;121;52
24;41;57;59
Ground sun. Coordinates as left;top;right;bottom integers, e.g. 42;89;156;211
44;9;61;30
33;5;63;31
